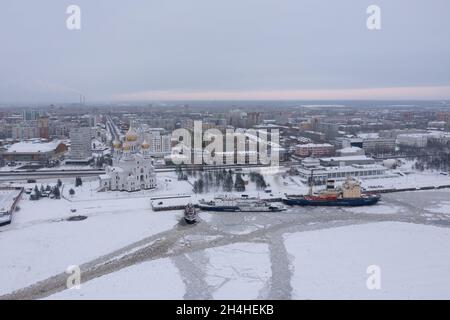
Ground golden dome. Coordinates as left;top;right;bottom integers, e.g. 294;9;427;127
141;140;150;149
113;139;121;148
123;142;131;151
125;127;138;142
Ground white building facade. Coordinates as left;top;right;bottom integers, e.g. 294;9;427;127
296;157;388;185
396;134;428;148
146;131;171;156
99;128;157;192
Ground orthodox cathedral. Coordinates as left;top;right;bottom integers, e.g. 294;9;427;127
99;127;157;192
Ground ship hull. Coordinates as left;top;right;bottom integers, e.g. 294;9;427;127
198;205;240;212
184;217;197;224
198;204;285;212
237;206;285;212
283;195;380;207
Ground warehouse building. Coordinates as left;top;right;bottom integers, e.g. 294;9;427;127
0;140;67;164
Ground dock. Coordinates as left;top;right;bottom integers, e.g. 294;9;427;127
0;187;24;226
150;195;193;211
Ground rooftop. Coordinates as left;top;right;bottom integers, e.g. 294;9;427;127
297;143;333;148
337;146;363;152
320;155;374;162
5;140;64;154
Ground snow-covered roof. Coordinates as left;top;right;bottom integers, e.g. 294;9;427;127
298;163;387;174
337;146;363;152
320;155;373;162
5;140;64;153
357;133;379;139
323;164;386;172
397;133;429;138
296;143;333;148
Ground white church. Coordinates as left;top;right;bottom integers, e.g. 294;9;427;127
99;127;157;192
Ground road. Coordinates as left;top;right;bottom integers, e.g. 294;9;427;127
0;163;296;182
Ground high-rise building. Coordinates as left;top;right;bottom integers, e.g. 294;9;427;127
145;130;171;156
12;122;39;140
22;110;41;121
246;112;261;127
67;127;93;163
37;116;49;139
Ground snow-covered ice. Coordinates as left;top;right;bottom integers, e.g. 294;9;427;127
46;258;185;300
204;243;271;299
2;168;450;300
343;204;403;215
425;201;450;215
284;222;450;299
0;195;179;295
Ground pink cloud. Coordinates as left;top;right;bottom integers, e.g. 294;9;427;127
111;86;450;101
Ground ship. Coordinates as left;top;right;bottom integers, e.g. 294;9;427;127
184;203;198;224
284;176;380;207
198;195;285;212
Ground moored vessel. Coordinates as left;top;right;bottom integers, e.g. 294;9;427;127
198;196;285;212
284;176;380;207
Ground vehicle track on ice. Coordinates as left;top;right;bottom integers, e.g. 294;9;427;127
2;199;450;300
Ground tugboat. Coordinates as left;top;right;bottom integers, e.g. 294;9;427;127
184;203;198;224
284;176;380;207
198;196;285;212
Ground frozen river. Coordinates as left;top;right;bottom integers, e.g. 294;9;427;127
1;190;450;299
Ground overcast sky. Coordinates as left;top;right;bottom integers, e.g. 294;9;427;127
1;0;450;103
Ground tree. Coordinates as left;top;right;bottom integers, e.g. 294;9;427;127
258;175;267;189
53;186;61;199
250;172;267;190
193;178;204;194
177;165;187;181
75;177;83;187
202;173;209;193
215;170;222;188
234;173;246;192
197;178;204;193
34;185;41;198
69;188;75;197
193;181;199;193
57;179;62;188
207;171;213;186
224;172;233;192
